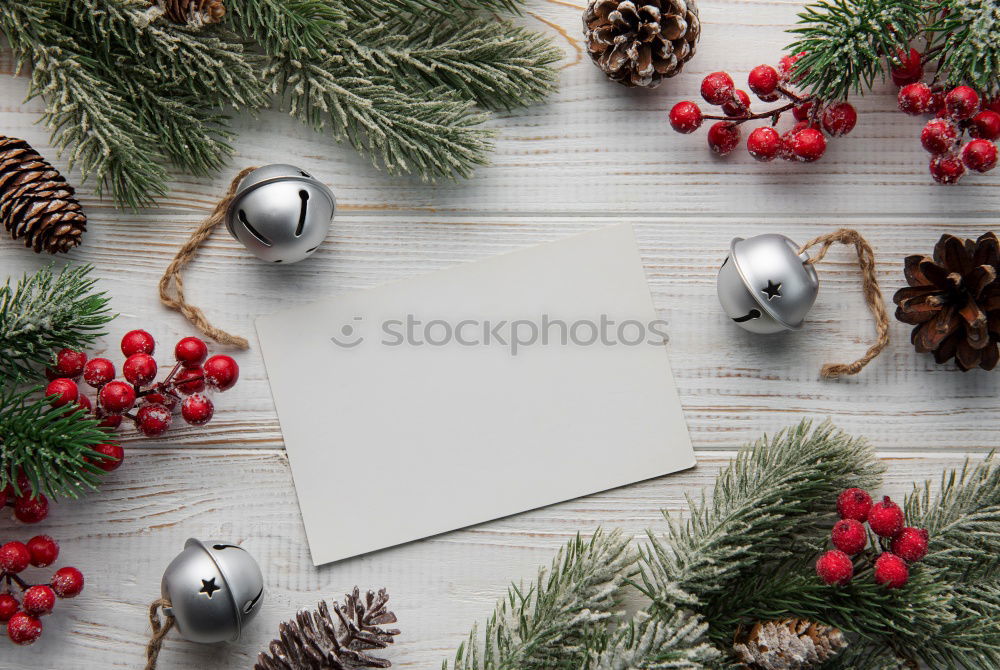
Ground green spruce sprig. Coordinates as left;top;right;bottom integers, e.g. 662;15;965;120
584;610;721;670
928;0;1000;97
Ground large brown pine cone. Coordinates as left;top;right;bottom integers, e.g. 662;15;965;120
0;137;86;254
583;0;700;88
893;232;1000;371
155;0;226;26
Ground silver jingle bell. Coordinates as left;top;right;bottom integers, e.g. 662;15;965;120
717;234;819;334
226;164;336;264
160;539;264;644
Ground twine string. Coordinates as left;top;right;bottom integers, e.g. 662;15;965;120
145;598;175;670
798;228;890;379
158;166;258;350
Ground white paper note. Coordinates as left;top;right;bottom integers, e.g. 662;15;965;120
256;224;695;565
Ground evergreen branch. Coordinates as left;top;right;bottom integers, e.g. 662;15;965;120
585;610;722;670
0;385;112;499
266;49;494;179
786;0;924;101
443;529;635;670
924;581;1000;669
927;0;1000;97
226;0;347;56
348;0;527;20
337;17;561;110
0;265;114;385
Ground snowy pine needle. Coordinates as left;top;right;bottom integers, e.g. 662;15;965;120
586;610;721;670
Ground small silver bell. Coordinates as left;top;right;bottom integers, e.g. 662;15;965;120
226;164;336;264
160;539;264;644
717;234;819;334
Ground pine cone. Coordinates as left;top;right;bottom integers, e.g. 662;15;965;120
893;232;1000;371
0;137;86;254
583;0;700;88
733;619;846;670
155;0;226;26
255;588;400;670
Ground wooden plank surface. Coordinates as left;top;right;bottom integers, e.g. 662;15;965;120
1;0;998;667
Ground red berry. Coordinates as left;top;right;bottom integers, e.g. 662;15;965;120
0;541;31;572
930;154;966;184
52;349;87;379
777;51;806;81
792;101;813;121
987;97;1000;114
83;357;116;388
821;102;857;136
174;337;209;368
890;48;923;87
99;380;136;413
891;527;930;563
123;353;158;385
701;71;735;105
921;119;959;154
0;487;6;507
868;496;905;537
22;585;55;616
831;518;867;555
96;409;123;429
14;494;49;524
75;394;92;414
26;535;59;567
747;126;782;161
181;394;215;426
721;89;751;117
945;86;980;119
203;355;239;391
89;443;125;472
0;594;18;622
136;404;172;437
962;139;998;173
874;552;909;589
51;567;84;598
174;366;206;395
898;82;933;115
6;611;42;645
788;127;826;162
748;65;780;99
707;122;741;155
837;488;873;522
971;110;1000;140
815;549;853;586
121;329;155;356
143;390;178;411
669;101;703;134
44;378;79;408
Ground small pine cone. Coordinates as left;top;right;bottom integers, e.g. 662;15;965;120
0;137;86;254
733;619;846;670
583;0;701;88
155;0;226;26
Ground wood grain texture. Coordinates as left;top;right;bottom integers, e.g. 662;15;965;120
1;0;998;666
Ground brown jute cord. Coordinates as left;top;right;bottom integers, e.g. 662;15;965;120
158;167;259;350
145;598;175;670
797;228;890;379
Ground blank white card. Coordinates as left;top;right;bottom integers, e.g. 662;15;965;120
256;224;695;565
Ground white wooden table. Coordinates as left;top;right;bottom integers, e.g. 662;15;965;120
1;1;998;667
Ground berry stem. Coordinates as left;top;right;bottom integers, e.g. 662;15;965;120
6;572;29;591
702;98;809;125
162;361;184;386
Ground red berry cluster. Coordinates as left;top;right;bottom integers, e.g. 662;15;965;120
815;488;930;590
0;471;49;525
44;331;240;440
0;536;83;645
668;54;856;163
891;49;999;184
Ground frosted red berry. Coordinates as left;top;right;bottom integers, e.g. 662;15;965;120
747;126;782;161
891;527;929;563
792;102;812;121
869;496;905;538
182;394;215;426
837;488;873;521
6;611;42;645
788;127;826;162
898;83;933;115
971;110;1000;140
831;518;867;555
136;404;172;437
669;101;703;133
821;102;857;136
51;349;87;379
51;567;84;598
99;380;136;413
44;378;78;408
721;89;751;117
204;355;239;391
707;122;741;155
930;154;966;184
143;390;178;411
26;535;59;568
921;119;959;154
945;86;980;119
123;353;158;385
962;139;998;173
121;329;155;357
89;443;125;472
174;337;209;368
75;394;92;413
748;65;779;99
701;72;735;105
14;494;48;524
96;409;123;429
874;552;909;589
0;594;18;622
83;357;116;388
815;549;853;586
0;542;31;573
22;586;55;616
174;366;206;395
777;51;805;81
890;48;923;87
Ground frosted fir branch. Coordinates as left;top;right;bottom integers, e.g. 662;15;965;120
226;0;346;56
928;0;1000;97
585;610;722;670
444;530;635;670
348;0;527;19
924;581;1000;669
